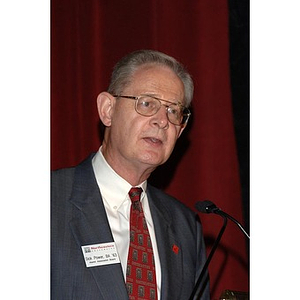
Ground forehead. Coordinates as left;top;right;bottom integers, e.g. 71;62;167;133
125;64;185;102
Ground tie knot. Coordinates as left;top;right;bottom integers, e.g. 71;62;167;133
129;187;143;203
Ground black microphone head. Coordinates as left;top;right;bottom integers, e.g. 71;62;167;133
195;200;219;214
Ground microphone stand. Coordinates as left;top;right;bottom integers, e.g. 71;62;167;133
189;214;228;300
216;210;250;239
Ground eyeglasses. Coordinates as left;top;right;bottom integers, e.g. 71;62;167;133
113;94;191;126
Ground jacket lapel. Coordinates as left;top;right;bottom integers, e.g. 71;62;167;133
148;186;184;300
68;156;129;299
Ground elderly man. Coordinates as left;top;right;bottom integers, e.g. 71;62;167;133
51;50;210;300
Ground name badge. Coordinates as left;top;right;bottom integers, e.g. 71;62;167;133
81;242;120;268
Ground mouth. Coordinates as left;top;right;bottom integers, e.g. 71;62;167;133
143;137;163;145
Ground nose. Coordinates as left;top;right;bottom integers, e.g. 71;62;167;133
150;105;169;129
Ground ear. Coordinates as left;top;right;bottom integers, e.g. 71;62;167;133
96;92;116;126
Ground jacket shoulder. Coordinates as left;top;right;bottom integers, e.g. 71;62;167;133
148;184;195;217
51;167;76;201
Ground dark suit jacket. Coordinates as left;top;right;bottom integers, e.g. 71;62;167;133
51;154;210;299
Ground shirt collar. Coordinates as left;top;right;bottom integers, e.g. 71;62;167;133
92;147;147;210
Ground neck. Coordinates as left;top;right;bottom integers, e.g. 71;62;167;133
101;144;155;186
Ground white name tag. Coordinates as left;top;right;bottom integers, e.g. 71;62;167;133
81;242;120;268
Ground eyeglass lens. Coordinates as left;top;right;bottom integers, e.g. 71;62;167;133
136;96;186;125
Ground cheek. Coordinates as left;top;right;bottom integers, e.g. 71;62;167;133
113;115;142;145
162;129;181;157
168;128;182;149
168;127;182;144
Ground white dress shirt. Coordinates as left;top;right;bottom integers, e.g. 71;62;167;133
92;147;161;298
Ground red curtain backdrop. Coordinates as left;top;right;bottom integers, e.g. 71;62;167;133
51;0;249;298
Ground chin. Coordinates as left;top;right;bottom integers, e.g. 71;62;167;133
139;152;166;167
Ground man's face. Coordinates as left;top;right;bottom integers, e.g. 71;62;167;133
106;64;186;173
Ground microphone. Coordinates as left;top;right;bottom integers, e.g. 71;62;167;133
195;200;250;239
189;200;249;300
195;200;219;214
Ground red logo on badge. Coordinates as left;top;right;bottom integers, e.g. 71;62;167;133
172;244;179;254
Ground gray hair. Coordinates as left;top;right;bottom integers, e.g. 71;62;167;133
107;50;194;107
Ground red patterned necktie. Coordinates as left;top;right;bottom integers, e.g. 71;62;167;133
126;187;157;300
